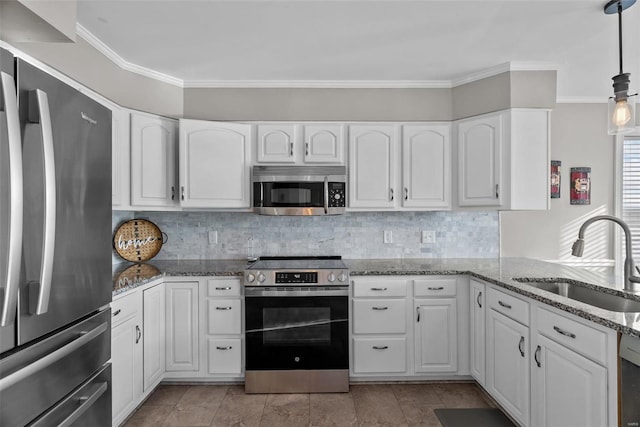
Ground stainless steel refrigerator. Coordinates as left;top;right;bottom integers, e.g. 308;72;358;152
0;47;112;426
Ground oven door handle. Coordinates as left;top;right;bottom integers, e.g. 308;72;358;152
324;176;329;214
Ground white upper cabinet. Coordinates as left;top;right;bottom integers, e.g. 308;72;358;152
349;123;451;210
130;112;179;208
179;119;252;209
256;124;297;163
349;124;398;209
456;113;502;207
402;124;451;209
455;109;550;210
111;106;131;210
255;123;345;164
303;124;345;163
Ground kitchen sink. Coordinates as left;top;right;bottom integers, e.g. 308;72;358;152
512;278;640;312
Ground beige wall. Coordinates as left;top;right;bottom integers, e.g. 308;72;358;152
500;103;615;265
0;0;76;42
183;87;453;121
12;38;183;117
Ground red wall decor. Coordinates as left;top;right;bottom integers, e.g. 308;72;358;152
570;167;591;205
550;160;561;198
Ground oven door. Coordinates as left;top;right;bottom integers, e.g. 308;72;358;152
245;294;348;371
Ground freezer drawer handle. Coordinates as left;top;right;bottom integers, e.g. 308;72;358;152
59;382;107;427
0;72;23;327
28;89;56;316
0;322;108;391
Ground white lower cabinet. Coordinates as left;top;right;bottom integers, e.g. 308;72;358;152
413;278;460;374
351;277;409;376
111;292;143;427
531;306;613;427
165;281;199;373
531;334;607;427
486;288;530;427
142;283;165;391
203;278;244;377
469;279;485;385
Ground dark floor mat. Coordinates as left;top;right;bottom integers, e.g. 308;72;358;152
434;408;516;427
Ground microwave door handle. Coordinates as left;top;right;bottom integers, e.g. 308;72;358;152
0;72;23;327
260;182;264;207
29;90;56;315
324;176;329;214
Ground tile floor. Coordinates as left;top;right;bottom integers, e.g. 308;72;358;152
123;382;497;427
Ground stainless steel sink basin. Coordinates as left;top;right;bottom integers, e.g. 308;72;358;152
512;278;640;312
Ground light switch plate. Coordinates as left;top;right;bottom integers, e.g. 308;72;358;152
383;230;393;244
208;230;218;245
421;230;436;244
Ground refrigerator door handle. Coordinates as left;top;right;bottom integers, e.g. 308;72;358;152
0;321;107;391
0;72;23;327
29;89;56;315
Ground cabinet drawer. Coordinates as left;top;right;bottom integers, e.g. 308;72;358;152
207;338;242;375
353;337;407;373
353;299;406;334
414;279;457;297
353;280;407;298
487;287;529;326
207;278;241;297
208;299;242;335
111;290;142;327
536;307;608;364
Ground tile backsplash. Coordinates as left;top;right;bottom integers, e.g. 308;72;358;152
112;211;499;261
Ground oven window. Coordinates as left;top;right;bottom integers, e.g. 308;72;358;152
263;307;330;346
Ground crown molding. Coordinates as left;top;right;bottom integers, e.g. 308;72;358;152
182;80;452;89
451;61;559;87
76;24;184;88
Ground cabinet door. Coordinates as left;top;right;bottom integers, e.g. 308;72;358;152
179;120;252;208
402;124;451;209
111;107;130;209
414;298;457;373
349;125;397;209
143;284;165;392
111;315;142;426
165;282;199;372
457;113;502;207
303;124;345;164
531;334;607;427
130;113;178;207
486;309;530;427
469;280;486;385
256;124;297;163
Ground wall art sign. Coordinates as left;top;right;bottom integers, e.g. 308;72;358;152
570;167;591;205
550;160;561;198
113;219;167;262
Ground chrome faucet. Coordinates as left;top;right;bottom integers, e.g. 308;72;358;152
571;215;640;292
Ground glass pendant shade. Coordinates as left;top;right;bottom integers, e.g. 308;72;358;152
608;95;636;135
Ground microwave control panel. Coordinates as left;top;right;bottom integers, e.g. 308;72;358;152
328;182;346;207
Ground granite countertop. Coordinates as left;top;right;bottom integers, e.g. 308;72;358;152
112;257;640;337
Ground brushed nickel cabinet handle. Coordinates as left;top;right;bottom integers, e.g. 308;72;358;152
535;345;542;367
216;346;232;350
370;287;387;291
216;306;233;310
390;188;394;201
112;309;121;317
498;300;512;309
372;346;388;350
404;188;408;200
495;184;499;199
416;306;420;322
135;325;141;344
518;336;525;357
171;186;175;200
290;142;294;157
305;142;309;156
428;286;444;291
477;291;482;308
553;326;576;339
372;306;388;311
181;186;185;201
215;287;232;291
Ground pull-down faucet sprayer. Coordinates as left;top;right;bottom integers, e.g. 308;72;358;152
571;215;640;292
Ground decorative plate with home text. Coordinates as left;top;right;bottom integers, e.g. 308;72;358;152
113;219;167;262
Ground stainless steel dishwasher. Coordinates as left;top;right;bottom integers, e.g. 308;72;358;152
620;334;640;427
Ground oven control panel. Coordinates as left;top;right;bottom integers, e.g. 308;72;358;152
244;269;349;286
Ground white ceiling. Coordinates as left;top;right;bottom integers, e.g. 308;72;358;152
76;0;640;100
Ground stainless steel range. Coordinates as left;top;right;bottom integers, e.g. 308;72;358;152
243;256;349;393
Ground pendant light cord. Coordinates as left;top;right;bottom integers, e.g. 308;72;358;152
618;1;624;75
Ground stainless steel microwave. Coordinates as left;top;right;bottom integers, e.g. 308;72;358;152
252;166;347;216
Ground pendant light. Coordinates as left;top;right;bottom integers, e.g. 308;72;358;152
605;0;637;135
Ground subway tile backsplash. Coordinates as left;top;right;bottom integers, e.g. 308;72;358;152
113;211;499;261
